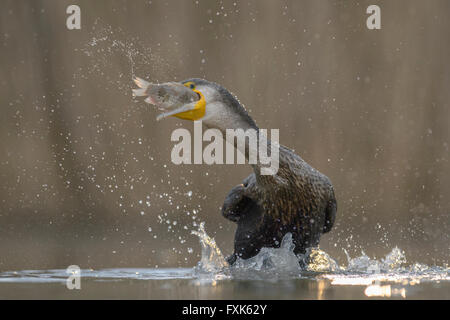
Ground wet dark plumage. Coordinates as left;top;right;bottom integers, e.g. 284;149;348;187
222;144;337;265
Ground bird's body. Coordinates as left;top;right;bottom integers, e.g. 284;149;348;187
222;143;336;264
133;77;337;265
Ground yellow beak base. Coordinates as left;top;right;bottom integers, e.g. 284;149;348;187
172;89;206;121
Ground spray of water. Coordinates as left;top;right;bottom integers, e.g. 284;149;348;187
191;222;228;274
191;222;450;289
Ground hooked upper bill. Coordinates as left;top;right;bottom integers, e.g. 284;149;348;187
132;77;200;121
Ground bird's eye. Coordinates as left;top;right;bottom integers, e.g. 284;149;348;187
189;83;195;89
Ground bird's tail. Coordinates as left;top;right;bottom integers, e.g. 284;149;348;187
132;77;150;97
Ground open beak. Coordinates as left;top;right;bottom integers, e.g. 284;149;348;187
155;100;199;121
132;77;203;121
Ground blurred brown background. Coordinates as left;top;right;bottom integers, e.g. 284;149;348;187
0;0;449;271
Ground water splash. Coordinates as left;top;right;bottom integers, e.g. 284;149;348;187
191;228;341;277
305;248;341;273
0;224;447;300
231;233;301;279
344;247;407;273
191;222;228;274
190;223;449;294
77;22;172;91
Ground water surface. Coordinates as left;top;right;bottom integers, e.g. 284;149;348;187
0;266;449;299
0;226;448;299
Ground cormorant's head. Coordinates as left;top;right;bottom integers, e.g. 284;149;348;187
133;77;257;131
178;78;258;131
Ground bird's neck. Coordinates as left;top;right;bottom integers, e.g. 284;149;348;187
206;115;282;181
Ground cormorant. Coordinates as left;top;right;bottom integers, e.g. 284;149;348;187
133;77;337;265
